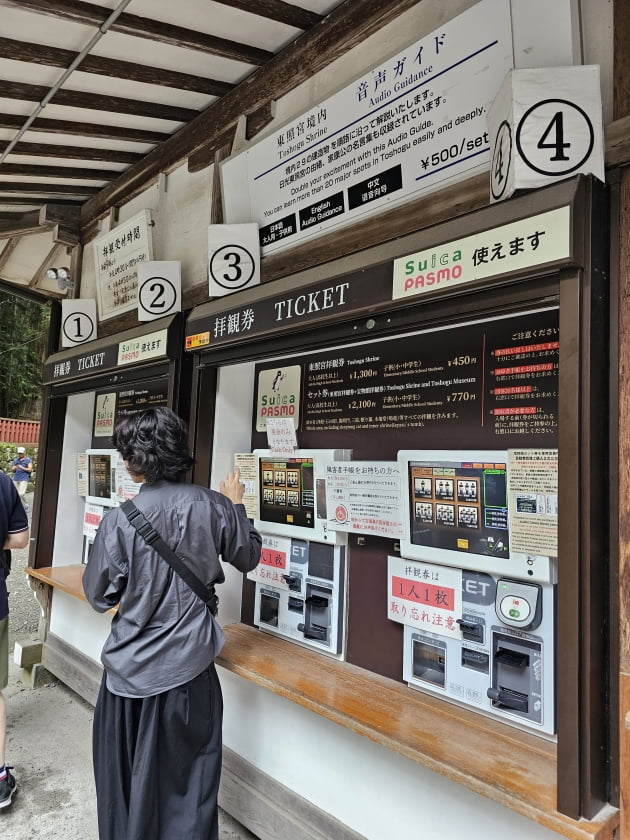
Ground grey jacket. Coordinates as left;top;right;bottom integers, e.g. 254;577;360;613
83;479;261;697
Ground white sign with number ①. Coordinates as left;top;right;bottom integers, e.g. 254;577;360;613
137;261;181;322
208;223;260;297
61;298;97;347
487;65;604;203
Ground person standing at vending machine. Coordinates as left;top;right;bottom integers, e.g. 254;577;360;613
0;470;29;809
82;406;261;840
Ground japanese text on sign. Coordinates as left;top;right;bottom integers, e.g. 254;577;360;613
387;556;462;638
222;0;512;254
326;461;405;538
93;210;153;320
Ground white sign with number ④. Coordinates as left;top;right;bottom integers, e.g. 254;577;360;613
487;65;604;203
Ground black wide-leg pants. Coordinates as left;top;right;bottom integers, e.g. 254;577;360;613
93;663;223;840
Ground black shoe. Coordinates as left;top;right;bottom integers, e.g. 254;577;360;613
0;767;17;808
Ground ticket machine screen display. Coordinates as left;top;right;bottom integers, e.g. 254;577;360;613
408;457;509;561
259;457;315;529
88;453;113;502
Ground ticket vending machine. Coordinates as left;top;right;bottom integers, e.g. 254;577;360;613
393;450;556;736
253;535;346;656
85;448;118;507
251;449;351;657
81;448;140;566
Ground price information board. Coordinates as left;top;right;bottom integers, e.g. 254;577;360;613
300;308;559;446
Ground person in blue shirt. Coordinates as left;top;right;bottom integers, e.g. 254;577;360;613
0;471;29;808
10;448;32;513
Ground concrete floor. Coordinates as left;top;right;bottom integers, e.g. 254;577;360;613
1;493;259;839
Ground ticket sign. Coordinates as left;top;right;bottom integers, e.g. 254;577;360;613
387;556;462;638
83;503;104;539
487;66;604;203
247;533;291;588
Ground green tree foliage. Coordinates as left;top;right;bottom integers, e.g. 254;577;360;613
0;292;50;418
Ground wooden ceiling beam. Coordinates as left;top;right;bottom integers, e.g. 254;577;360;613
0;80;198;123
0;238;20;272
0;113;167;144
0;162;113;180
0;207;79;245
0;182;98;196
39;204;80;228
0;36;234;97
81;0;420;223
0;140;142;165
10;0;273;65
0;211;41;237
211;0;322;29
187;101;275;173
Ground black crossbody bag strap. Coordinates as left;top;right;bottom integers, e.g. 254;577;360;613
121;499;219;615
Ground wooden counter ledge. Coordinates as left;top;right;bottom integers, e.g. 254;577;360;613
26;563;89;602
218;623;618;840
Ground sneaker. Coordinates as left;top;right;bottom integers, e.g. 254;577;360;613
0;767;17;808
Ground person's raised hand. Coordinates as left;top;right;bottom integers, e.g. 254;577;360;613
220;467;245;504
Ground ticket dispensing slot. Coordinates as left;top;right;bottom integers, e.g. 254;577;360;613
411;637;446;688
259;589;280;627
299;585;332;641
252;536;346;657
399;566;555;736
488;634;542;720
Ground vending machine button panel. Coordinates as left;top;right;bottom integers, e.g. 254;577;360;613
495;579;543;630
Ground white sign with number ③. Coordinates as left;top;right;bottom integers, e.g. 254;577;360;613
208;223;260;297
61;298;97;347
487;65;604;203
137;261;181;322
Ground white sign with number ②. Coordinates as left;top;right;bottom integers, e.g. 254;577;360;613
137;261;181;322
61;298;97;347
208;223;260;297
487;65;604;203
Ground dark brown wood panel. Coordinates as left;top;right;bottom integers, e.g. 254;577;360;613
0;36;234;96
614;0;630;833
0;140;142;164
0;182;98;196
0;112;167;144
13;0;273;65
0;163;114;181
187;101;275;173
0;79;198;122
213;0;322;29
617;163;630;840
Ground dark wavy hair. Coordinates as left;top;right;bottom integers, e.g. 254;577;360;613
112;407;194;483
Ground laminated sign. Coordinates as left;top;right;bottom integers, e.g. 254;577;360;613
487;66;604;202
